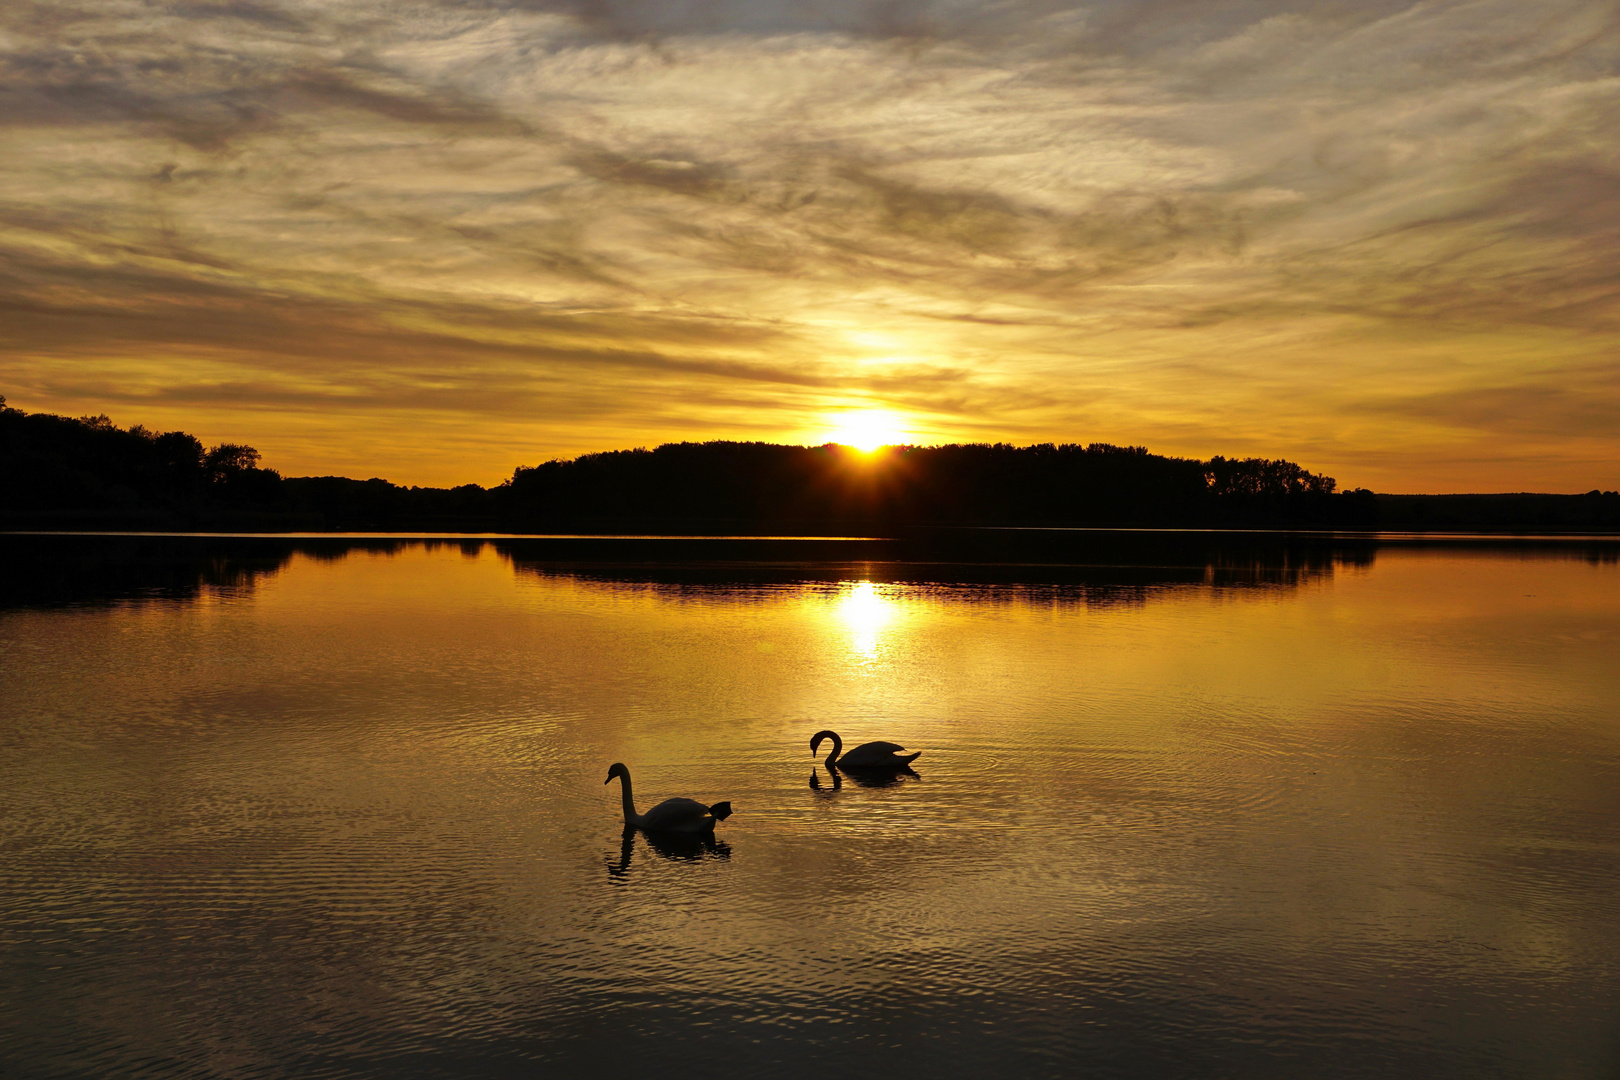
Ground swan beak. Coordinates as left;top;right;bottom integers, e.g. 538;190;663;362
603;774;612;784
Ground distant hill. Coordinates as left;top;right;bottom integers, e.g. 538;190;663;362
2;396;1615;533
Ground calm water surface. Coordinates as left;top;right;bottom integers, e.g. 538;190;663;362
2;535;1618;1078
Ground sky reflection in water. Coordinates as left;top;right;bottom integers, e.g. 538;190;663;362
0;536;1617;1078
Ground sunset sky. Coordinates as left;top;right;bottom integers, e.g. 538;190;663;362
2;0;1616;491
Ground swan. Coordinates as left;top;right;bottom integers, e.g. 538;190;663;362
810;729;921;771
604;763;733;833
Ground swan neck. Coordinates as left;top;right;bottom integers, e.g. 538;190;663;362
824;731;842;769
615;771;638;824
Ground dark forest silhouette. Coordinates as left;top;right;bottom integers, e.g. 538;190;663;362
499;441;1363;530
0;396;284;528
2;396;1616;533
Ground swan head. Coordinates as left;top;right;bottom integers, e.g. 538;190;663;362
604;762;629;784
809;730;839;756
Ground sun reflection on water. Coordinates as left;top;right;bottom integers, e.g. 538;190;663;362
835;580;899;662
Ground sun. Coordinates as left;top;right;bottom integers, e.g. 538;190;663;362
825;409;907;452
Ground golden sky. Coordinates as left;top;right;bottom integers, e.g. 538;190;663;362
2;0;1617;491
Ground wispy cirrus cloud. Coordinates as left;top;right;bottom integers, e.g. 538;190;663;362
1;0;1616;488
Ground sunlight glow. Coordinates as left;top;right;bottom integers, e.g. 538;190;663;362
835;580;898;661
825;409;908;453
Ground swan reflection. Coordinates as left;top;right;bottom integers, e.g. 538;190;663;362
607;827;732;877
809;765;919;791
808;767;841;793
842;765;919;788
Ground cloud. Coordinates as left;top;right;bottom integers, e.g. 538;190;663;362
1;0;1617;488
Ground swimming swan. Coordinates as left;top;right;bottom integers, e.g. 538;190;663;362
810;729;922;771
604;763;733;833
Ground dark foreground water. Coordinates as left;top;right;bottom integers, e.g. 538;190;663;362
2;533;1618;1078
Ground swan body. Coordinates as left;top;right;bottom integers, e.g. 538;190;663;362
605;763;733;834
810;729;922;771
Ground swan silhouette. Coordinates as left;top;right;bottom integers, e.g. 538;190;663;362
605;762;733;833
810;729;921;771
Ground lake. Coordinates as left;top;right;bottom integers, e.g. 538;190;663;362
2;532;1617;1078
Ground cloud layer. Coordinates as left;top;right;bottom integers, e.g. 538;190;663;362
2;0;1617;488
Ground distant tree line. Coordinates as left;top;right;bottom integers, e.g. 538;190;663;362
4;395;1616;533
498;441;1366;529
0;396;284;526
